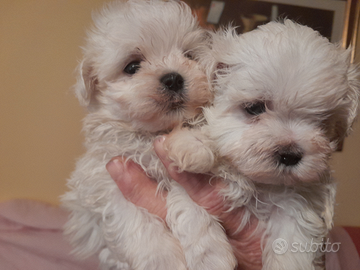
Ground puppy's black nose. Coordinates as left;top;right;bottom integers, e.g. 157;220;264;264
278;152;302;167
160;72;184;93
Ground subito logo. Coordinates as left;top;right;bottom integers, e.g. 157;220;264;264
272;238;288;255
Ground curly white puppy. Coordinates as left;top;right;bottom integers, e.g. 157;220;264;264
166;20;360;270
61;1;235;270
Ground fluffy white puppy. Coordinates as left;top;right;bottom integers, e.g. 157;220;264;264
62;1;235;270
166;20;360;270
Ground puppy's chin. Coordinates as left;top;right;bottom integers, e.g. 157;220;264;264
238;165;330;186
129;106;202;133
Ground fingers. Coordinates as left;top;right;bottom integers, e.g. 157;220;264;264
106;157;167;220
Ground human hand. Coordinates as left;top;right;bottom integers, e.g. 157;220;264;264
106;136;263;270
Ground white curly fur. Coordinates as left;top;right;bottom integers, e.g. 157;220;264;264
61;1;238;269
166;20;360;270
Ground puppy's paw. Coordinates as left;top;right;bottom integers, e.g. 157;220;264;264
165;128;214;173
99;248;130;270
167;183;237;270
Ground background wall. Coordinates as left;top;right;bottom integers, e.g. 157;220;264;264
1;0;359;226
0;0;107;204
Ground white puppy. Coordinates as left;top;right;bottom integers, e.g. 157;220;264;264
166;20;360;270
61;1;238;270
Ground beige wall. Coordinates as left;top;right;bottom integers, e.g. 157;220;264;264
0;0;108;204
331;18;360;226
1;1;359;226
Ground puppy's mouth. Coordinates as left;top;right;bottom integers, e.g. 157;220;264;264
153;89;187;114
168;100;185;111
164;94;187;114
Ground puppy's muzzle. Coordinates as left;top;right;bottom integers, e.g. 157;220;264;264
160;72;184;93
276;146;303;167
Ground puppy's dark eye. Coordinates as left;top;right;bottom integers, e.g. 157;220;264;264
124;61;141;74
245;102;266;116
184;51;194;60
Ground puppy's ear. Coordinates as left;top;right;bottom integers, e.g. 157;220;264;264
321;183;336;230
329;49;359;149
74;59;98;108
345;59;360;135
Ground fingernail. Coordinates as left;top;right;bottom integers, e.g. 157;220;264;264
169;163;181;174
106;158;124;182
155;135;166;144
154;136;167;157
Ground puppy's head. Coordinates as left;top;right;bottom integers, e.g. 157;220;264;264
207;20;360;185
76;0;212;132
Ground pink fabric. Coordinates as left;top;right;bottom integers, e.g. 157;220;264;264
327;226;360;270
0;199;99;270
0;199;359;269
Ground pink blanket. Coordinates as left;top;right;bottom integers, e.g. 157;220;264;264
0;199;99;270
0;199;359;270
